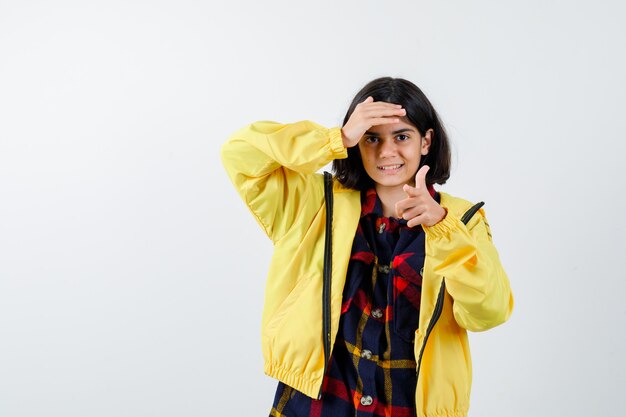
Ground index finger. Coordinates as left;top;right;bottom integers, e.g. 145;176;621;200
359;98;402;108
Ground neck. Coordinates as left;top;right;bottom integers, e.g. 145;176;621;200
375;184;411;218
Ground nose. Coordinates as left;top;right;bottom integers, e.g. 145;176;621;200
378;139;398;158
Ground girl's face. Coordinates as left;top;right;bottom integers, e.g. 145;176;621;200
358;118;432;191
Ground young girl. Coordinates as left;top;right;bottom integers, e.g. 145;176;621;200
221;77;513;417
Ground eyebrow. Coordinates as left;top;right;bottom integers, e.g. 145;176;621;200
364;128;416;136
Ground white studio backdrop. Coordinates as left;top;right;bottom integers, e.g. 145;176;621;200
1;0;625;416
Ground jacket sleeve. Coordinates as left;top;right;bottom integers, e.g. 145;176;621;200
220;120;347;243
423;208;514;332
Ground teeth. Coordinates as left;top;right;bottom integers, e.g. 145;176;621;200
379;164;403;170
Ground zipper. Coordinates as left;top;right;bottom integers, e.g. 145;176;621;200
461;202;484;224
318;172;333;400
416;279;446;382
416;200;485;382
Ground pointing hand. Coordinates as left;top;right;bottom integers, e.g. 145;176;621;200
395;165;447;227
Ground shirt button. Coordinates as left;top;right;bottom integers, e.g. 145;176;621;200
420;267;424;275
360;395;373;406
378;223;386;234
378;264;390;274
371;308;383;319
361;349;372;359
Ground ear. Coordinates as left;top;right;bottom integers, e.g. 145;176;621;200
421;128;434;155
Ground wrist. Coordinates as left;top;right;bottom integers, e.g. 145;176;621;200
341;127;360;148
428;205;447;227
341;128;350;148
438;206;448;222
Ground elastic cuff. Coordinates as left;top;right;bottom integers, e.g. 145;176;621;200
423;209;461;240
328;127;348;159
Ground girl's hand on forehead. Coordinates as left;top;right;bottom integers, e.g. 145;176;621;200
395;165;447;227
341;96;406;148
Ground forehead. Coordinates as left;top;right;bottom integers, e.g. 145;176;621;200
365;117;418;135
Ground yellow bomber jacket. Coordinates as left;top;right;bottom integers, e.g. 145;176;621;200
221;120;514;417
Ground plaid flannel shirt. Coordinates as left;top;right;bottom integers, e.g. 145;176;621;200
270;185;438;417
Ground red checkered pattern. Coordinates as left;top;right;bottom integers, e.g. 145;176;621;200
269;186;438;417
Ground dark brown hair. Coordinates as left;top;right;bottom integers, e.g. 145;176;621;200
332;77;451;190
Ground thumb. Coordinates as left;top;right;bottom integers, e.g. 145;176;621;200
415;165;430;188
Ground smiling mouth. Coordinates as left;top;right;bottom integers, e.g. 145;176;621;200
377;164;404;170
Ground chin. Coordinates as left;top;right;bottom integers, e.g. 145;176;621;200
372;176;412;189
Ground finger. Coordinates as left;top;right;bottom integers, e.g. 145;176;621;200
362;100;403;108
395;197;423;216
414;165;430;189
401;206;425;221
368;117;400;126
402;183;420;197
359;96;374;105
395;197;414;218
395;198;411;215
407;213;428;228
359;97;401;107
361;101;403;110
375;100;403;108
363;107;406;118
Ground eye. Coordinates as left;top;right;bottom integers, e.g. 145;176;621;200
396;134;409;142
364;136;379;144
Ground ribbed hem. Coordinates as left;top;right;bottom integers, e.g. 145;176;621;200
418;410;468;417
264;361;322;399
327;127;348;159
